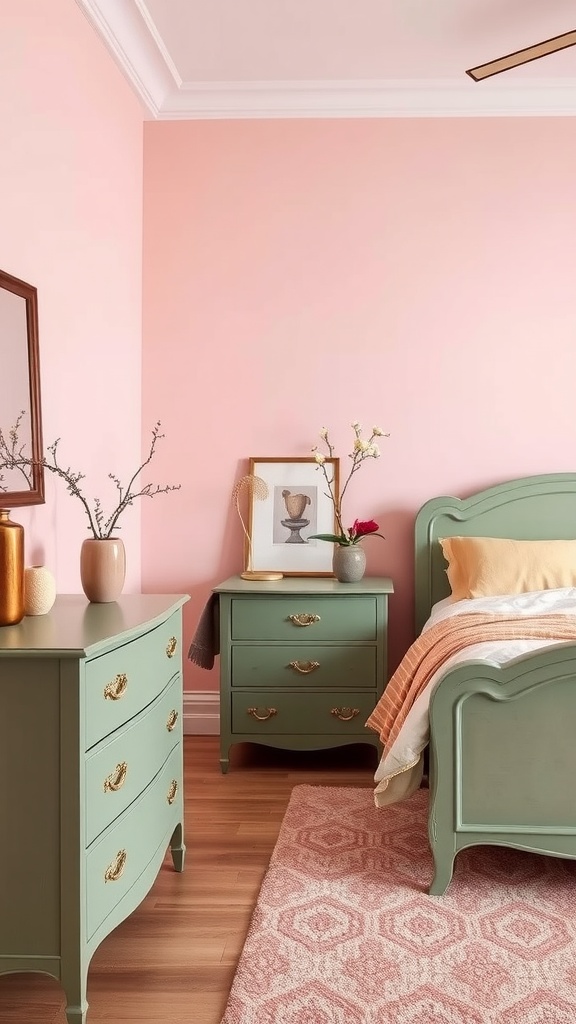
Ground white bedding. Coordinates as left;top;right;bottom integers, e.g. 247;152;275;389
373;586;576;806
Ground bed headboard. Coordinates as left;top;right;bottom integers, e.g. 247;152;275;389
414;473;576;634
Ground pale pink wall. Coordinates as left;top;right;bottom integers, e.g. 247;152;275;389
1;0;144;590
142;117;576;687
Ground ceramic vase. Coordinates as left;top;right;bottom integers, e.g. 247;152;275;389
0;508;25;625
24;565;56;616
80;537;126;603
333;543;366;583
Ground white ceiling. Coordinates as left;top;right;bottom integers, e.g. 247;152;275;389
76;0;576;118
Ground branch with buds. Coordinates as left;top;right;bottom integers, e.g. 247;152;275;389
0;417;180;538
0;411;34;490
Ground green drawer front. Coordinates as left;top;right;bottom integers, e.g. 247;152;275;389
231;645;376;689
85;744;182;941
84;611;182;749
85;674;182;847
230;596;377;642
231;690;377;735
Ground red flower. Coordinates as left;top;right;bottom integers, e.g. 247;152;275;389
349;519;380;538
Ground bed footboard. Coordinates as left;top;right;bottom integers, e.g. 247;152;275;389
427;642;576;896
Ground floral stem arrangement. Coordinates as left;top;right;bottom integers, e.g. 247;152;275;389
309;421;388;546
0;417;180;539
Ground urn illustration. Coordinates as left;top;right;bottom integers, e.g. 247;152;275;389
282;490;311;520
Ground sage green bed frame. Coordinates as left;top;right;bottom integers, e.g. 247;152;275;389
415;473;576;896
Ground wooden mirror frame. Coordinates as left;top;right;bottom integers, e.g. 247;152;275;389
0;269;45;507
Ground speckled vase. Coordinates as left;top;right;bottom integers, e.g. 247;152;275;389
80;538;126;603
333;544;366;583
24;565;56;616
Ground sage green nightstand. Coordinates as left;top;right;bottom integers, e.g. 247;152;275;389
214;575;394;773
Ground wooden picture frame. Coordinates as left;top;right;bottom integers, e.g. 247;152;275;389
247;456;339;577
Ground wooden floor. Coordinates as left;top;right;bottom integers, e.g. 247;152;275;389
0;735;378;1024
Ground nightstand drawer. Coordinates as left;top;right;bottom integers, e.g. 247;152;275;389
231;596;377;642
84;611;182;749
231;690;378;735
231;645;376;688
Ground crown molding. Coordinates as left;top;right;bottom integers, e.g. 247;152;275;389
75;0;177;116
76;1;576;119
161;78;576;120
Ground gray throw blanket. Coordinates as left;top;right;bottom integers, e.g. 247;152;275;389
188;592;219;669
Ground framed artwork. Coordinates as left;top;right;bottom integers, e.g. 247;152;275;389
247;456;339;577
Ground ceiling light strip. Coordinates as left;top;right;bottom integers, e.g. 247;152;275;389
467;30;576;82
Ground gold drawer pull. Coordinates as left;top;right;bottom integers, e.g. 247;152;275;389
289;660;320;674
167;779;178;805
247;707;277;722
103;761;128;793
331;707;360;722
103;673;128;701
104;849;127;883
166;636;178;658
288;613;320;627
166;709;179;731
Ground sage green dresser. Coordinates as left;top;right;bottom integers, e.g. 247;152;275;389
0;593;189;1024
214;576;393;772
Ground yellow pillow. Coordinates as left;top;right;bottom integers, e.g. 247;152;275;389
439;536;576;600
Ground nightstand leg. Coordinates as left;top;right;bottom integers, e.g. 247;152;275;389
220;754;230;774
65;1002;88;1024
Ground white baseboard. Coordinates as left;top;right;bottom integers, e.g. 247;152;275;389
183;690;220;735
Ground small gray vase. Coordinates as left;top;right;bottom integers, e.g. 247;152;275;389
333;544;366;583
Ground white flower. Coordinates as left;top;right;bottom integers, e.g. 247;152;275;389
308;419;389;546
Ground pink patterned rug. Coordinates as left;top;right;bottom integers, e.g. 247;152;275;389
220;785;576;1024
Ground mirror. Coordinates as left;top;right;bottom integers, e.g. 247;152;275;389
0;269;44;507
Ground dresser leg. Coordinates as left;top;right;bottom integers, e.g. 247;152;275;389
220;755;229;774
61;965;89;1024
170;822;186;872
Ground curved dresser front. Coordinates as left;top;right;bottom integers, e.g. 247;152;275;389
0;593;189;1024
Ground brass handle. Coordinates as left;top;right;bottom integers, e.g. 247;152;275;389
289;660;320;674
104;849;127;883
247;707;277;721
166;636;178;658
331;707;360;722
167;779;178;805
166;709;179;731
288;613;321;627
103;761;128;793
103;673;128;701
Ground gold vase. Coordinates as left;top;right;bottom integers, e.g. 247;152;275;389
80;537;126;603
0;508;25;625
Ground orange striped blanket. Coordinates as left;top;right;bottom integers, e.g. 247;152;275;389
366;612;576;753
